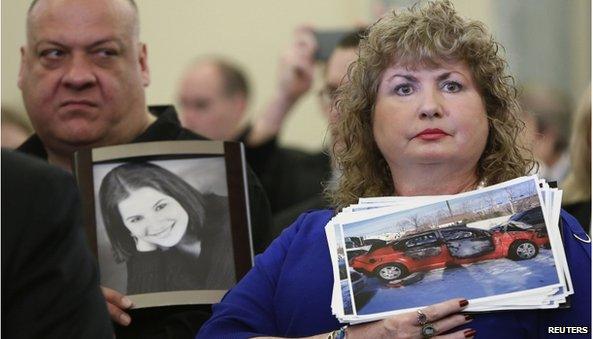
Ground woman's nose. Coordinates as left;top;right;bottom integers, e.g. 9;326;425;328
418;88;443;119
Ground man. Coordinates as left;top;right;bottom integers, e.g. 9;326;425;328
2;150;113;339
17;0;271;338
177;57;250;141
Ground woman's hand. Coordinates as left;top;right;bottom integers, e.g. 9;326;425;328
346;298;474;338
101;286;133;326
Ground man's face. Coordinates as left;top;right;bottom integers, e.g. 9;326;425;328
177;62;246;141
321;47;358;125
18;0;150;153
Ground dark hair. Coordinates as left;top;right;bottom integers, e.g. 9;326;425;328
99;162;205;263
214;59;250;99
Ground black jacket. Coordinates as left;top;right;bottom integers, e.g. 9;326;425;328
1;150;113;339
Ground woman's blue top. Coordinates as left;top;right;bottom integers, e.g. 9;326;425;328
198;210;591;338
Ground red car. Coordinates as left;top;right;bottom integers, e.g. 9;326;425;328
350;225;549;283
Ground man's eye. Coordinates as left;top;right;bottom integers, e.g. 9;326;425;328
442;81;462;93
39;49;65;59
95;49;119;57
394;84;414;96
155;202;168;211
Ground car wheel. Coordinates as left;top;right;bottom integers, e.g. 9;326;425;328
374;263;408;282
508;240;538;260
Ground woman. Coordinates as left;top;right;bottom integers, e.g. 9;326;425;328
99;162;235;294
198;1;591;338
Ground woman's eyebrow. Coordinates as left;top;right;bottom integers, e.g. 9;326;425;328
125;215;141;222
153;198;166;208
388;73;417;82
436;72;452;82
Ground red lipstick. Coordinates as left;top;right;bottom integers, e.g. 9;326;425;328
415;128;448;140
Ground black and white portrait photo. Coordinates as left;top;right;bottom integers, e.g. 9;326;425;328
93;157;236;296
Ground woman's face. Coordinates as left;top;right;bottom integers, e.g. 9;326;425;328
372;61;488;174
117;186;189;250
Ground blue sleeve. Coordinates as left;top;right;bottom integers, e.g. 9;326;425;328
538;210;591;337
196;214;305;339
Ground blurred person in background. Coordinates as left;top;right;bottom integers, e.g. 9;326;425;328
177;57;250;141
176;28;362;232
1;106;33;149
562;85;591;233
519;85;573;183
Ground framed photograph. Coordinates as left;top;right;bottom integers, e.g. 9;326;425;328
73;140;252;308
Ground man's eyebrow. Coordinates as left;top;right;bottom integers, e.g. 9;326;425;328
88;38;125;49
33;40;68;50
33;38;125;50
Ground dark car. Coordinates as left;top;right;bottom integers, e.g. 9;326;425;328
509;207;545;228
350;225;546;283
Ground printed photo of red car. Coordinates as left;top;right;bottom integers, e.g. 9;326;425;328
350;225;550;283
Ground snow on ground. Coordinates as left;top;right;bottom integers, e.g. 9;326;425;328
352;248;559;315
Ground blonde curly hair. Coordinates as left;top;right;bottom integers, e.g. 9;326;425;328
330;0;533;209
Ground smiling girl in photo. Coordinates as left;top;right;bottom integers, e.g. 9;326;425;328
99;162;235;294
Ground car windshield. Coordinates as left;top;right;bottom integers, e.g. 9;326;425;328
405;232;438;247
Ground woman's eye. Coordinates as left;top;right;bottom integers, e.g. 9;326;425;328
155;202;168;211
442;81;462;93
394;84;414;96
128;216;143;223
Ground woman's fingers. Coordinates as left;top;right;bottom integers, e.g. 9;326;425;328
426;314;472;337
381;298;470;338
419;298;469;324
101;286;133;326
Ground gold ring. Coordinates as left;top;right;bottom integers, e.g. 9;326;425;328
416;309;428;326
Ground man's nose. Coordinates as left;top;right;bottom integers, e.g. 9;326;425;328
62;54;97;90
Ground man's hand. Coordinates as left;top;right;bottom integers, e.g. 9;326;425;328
101;286;133;326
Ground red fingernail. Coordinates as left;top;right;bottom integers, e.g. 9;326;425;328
464;329;476;338
464;314;473;321
459;299;469;307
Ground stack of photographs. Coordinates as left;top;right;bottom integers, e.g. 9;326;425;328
325;176;572;324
